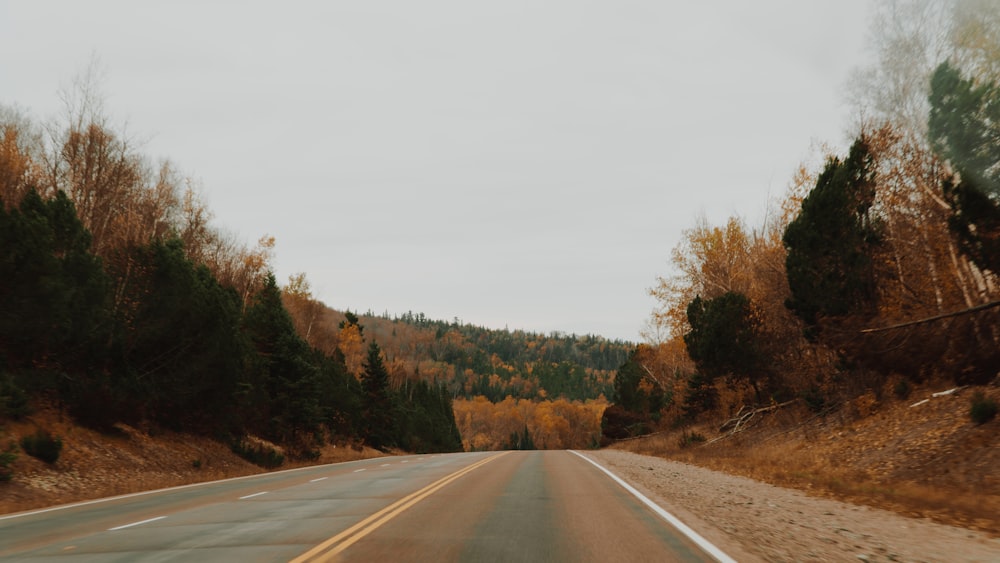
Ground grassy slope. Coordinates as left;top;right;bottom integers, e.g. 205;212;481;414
611;380;1000;535
0;407;385;515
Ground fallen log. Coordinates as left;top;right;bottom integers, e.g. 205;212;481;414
710;399;799;444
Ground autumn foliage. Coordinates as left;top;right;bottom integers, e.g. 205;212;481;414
635;1;1000;439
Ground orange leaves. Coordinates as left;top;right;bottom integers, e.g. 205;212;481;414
452;396;607;451
0;125;33;206
338;323;365;379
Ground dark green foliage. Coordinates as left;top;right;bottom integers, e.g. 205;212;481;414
783;138;880;336
110;238;247;432
929;61;1000;274
0;189;111;373
970;392;998;425
612;347;665;416
390;311;630;402
532;361;610;401
929;61;1000;199
940;179;1000;274
314;350;363;439
395;380;463;453
360;341;396;450
20;429;62;464
684;292;763;384
242;274;323;445
230;437;285;468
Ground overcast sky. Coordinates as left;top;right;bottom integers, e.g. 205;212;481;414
0;1;874;342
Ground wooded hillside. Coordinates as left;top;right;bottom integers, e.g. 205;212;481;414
620;0;1000;440
0;80;466;465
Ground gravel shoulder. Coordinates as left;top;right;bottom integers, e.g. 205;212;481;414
587;449;1000;563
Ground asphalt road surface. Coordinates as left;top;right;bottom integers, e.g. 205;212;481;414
0;451;732;562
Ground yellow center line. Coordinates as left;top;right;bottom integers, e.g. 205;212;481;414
290;452;509;563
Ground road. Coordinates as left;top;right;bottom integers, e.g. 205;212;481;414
0;450;732;562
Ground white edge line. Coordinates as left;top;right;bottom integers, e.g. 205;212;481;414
108;516;166;531
238;491;268;500
569;451;736;563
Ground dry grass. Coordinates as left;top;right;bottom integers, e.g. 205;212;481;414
610;382;1000;535
0;407;387;515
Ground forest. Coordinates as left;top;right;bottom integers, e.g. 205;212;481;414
0;85;467;461
0;78;631;455
4;0;1000;463
615;0;1000;438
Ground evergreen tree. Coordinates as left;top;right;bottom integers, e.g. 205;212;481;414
0;189;110;373
929;61;1000;274
612;346;664;416
242;273;323;444
683;292;765;398
360;341;396;449
783;137;880;338
98;238;250;431
314;349;363;439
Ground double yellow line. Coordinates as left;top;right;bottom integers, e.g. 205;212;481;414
291;452;509;562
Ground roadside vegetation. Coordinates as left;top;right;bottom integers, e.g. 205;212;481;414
597;0;1000;534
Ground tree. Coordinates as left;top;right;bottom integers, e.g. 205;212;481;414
783;137;881;337
109;238;247;432
242;273;323;445
649;216;753;339
360;341;396;449
928;61;1000;274
612;346;665;416
684;292;764;393
0;189;110;373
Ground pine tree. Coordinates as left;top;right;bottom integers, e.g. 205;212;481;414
683;292;765;399
242;273;323;444
929;61;1000;274
783;137;880;338
360;341;396;449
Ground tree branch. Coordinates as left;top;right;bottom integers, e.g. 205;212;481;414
859;299;1000;333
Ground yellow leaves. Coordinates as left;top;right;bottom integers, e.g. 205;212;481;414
338;323;365;379
0;125;33;206
452;396;608;451
650;215;755;340
285;272;312;299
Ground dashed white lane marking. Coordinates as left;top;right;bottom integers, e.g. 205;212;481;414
353;469;366;473
239;491;268;500
108;516;166;531
310;477;328;483
380;463;391;467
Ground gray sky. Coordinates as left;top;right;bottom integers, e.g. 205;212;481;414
0;1;873;342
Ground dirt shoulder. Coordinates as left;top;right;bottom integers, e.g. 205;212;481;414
594;381;1000;562
589;449;1000;563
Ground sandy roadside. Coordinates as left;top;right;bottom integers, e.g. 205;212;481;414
586;450;1000;563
